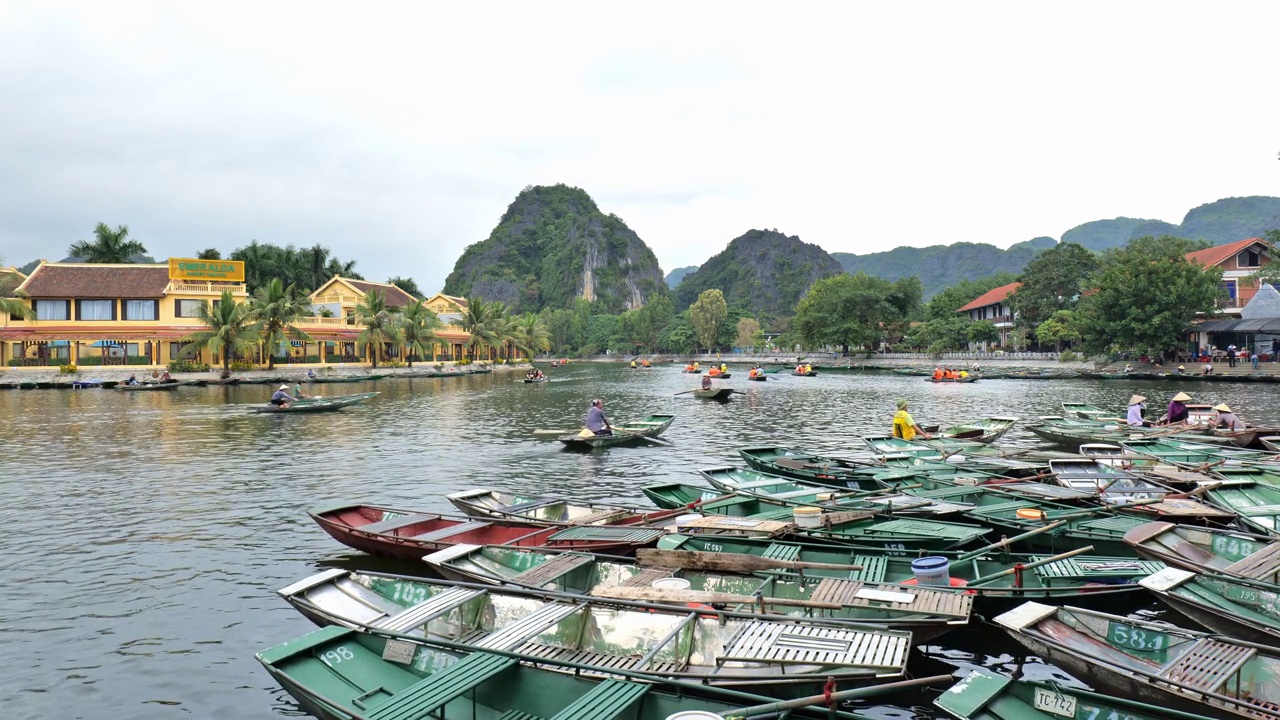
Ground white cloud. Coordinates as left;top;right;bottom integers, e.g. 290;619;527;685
0;1;1276;289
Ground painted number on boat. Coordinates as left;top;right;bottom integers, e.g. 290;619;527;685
884;543;907;557
1211;535;1261;562
1032;687;1076;717
1079;704;1142;720
320;646;356;665
1106;623;1167;653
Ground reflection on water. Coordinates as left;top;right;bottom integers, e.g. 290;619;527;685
3;364;1276;719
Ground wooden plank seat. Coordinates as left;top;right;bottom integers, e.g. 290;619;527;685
514;642;684;674
761;543;801;563
850;555;889;583
568;508;629;525
1158;639;1256;693
365;651;517;720
808;578;971;619
1033;558;1163;579
409;521;492;542
509;554;595;586
472;603;585;651
498;499;560;514
359;513;441;535
375;587;488;633
547;678;649;720
546;526;666;543
616;567;676;587
1224;543;1280;580
718;621;907;668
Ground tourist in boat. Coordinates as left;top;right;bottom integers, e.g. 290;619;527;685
958;369;969;379
1123;364;1133;374
708;366;721;377
1125;395;1148;427
1175;365;1186;375
159;370;173;382
1165;392;1191;424
641;359;650;367
630;360;637;368
293;382;312;400
271;384;297;408
804;363;813;374
701;374;713;389
126;373;139;386
720;363;728;373
307;368;316;379
1214;403;1241;431
892;399;932;440
585;399;612;436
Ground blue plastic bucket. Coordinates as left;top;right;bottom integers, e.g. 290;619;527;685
910;556;951;587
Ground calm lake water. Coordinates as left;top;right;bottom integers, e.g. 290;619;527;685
4;363;1278;719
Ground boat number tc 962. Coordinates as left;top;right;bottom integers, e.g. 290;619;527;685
321;646;356;665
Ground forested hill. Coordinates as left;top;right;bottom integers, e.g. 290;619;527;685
442;184;667;314
1060;197;1280;251
674;229;843;317
664;265;697;288
831;237;1055;299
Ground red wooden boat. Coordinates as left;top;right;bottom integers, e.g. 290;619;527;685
310;504;669;560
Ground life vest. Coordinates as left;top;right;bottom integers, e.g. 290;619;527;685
796;365;804;373
892;410;915;441
933;369;943;380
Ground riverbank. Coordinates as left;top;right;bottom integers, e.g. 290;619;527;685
0;360;531;385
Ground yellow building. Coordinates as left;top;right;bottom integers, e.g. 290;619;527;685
0;260;470;368
307;278;471;361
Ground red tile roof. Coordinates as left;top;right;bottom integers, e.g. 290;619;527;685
17;263;170;299
1185;237;1268;267
345;279;416;307
0;269;26;297
956;282;1021;313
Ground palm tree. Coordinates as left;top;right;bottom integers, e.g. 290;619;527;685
355;290;403;368
67;223;148;263
0;258;33;323
248;278;315;370
399;299;443;368
180;290;259;374
454;296;502;362
511;313;551;361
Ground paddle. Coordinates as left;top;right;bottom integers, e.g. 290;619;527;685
673;390;697;396
954;520;1068;561
636;548;864;573
965;545;1097;586
614;427;672;447
532;429;577;435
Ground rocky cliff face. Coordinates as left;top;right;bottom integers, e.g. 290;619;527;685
674;229;843;316
443;185;667;313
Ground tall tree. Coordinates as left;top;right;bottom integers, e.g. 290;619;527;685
1076;236;1223;358
398;299;443;368
354;290;403;368
387;276;423;299
67;223;148;263
688;289;728;353
180;290;259;374
1008;242;1098;332
735;317;762;349
511;313;552;360
197;248;222;260
248;278;314;370
1035;310;1082;351
792;273;914;352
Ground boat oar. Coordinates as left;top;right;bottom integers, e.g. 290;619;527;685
532;429;576;435
635;548;863;573
954;520;1069;562
721;674;955;718
673;389;697;396
614;427;672;447
965;545;1096;586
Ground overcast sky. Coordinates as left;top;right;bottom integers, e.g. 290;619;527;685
0;2;1275;291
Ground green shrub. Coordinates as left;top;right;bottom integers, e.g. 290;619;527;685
167;359;212;372
383;360;406;368
230;361;256;371
458;358;472;365
1059;350;1080;362
59;363;78;374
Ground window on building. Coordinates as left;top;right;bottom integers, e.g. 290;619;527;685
123;300;158;321
1239;249;1262;268
1221;281;1238;303
76;299;115;321
174;299;206;318
35;299;71;321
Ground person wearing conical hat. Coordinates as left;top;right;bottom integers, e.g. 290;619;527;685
1126;394;1147;427
892;399;932;441
1214;403;1240;431
1166;392;1191;424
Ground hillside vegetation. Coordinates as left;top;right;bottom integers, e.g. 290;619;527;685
674;229;843;318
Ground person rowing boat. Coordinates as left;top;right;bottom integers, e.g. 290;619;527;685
892;399;932;440
271;384;298;409
585;399;613;436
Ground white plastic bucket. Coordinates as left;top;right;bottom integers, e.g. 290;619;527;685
652;577;692;591
910;556;951;587
793;507;823;528
674;513;703;529
665;713;723;720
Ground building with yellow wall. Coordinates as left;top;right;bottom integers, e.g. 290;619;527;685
0;260;470;368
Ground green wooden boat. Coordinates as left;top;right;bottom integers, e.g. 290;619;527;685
1141;566;1280;646
556;414;675;450
258;624;875;720
1201;473;1280;535
737;446;880;488
445;488;649;525
1061;402;1111;420
691;387;734;400
1049;459;1233;521
1125;521;1280;584
275;571;912;690
658;535;1161;610
115;382;179;391
935;417;1018;444
308;373;389;383
252;392;380;413
696;466;974;516
934;667;1218;720
420;544;972;640
993;602;1280;720
1120;438;1270;467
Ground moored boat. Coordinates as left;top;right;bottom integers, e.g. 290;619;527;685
309;504;668;560
1141;566;1280;645
556;414;675;450
1062;402;1110;420
935;417;1019;443
933;667;1214;720
993;601;1280;720
1124;521;1280;583
274;572;913;691
115;382;179;391
446;488;664;526
252;392;379;413
1048;459;1234;521
737;446;879;488
1200;473;1280;535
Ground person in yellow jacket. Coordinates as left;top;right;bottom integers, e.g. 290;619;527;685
892;399;932;440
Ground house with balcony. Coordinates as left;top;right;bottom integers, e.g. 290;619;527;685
1185;237;1275;315
956;281;1020;349
0;261;472;368
308;278;471;361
